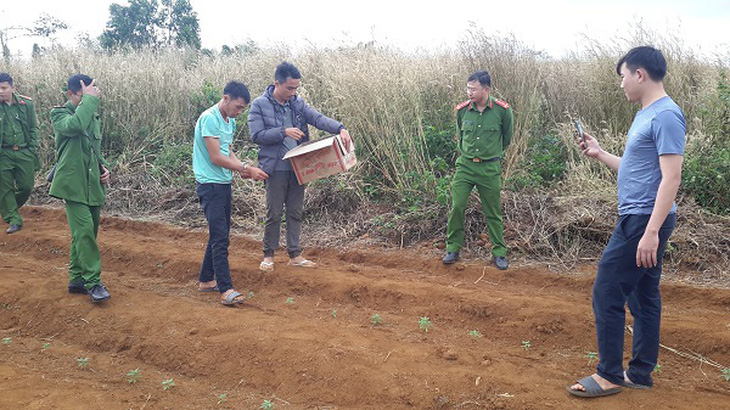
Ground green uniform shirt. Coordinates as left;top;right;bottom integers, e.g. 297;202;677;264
0;93;38;152
49;95;106;206
456;96;514;160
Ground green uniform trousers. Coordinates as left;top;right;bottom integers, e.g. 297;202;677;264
0;149;35;226
446;158;506;257
65;200;102;289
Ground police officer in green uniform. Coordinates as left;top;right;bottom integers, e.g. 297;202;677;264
443;70;514;270
50;74;111;303
0;72;39;234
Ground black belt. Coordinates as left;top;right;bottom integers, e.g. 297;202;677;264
1;145;24;151
466;156;500;163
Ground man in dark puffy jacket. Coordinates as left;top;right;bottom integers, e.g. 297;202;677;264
249;61;352;271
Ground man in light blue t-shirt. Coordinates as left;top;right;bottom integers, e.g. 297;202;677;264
569;47;685;398
193;81;268;305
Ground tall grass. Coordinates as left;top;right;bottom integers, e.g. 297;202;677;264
2;25;728;279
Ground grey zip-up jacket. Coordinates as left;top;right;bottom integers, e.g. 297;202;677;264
249;84;344;175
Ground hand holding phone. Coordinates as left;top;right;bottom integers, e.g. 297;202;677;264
574;120;585;144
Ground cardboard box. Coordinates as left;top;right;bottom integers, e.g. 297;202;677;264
282;134;357;185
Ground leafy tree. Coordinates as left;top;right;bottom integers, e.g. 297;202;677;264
99;0;200;50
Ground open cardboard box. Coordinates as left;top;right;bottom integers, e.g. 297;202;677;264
282;134;357;185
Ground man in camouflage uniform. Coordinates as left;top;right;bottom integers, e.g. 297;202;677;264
443;70;514;270
0;72;39;234
50;74;111;303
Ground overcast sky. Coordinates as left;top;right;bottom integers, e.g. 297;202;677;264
1;0;728;59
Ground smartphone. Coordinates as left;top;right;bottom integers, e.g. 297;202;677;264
574;120;585;144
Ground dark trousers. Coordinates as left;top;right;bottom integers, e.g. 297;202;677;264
263;171;305;258
197;183;233;293
594;213;675;387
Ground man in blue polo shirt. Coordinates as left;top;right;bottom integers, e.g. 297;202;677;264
193;80;268;305
568;46;685;398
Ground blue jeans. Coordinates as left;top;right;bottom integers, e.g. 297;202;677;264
593;213;675;387
196;183;233;293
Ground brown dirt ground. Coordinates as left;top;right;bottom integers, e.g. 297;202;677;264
1;206;728;410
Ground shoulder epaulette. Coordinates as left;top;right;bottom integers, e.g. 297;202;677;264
18;94;32;101
455;100;471;111
51;105;66;109
494;99;510;109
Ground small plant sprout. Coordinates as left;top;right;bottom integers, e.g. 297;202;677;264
370;313;383;326
1;337;11;345
468;330;483;338
126;368;141;384
217;393;228;405
285;297;294;304
331;310;337;318
42;342;51;350
162;378;176;390
77;357;90;368
260;399;275;410
521;340;532;351
419;316;432;332
247;291;255;299
585;351;598;366
722;368;730;382
653;364;662;373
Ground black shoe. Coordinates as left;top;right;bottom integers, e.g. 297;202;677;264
68;281;87;294
443;252;459;264
6;224;21;234
493;256;509;270
88;284;111;303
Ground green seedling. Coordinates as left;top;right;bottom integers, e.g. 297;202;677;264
419;316;432;332
1;337;11;345
162;378;176;390
260;399;275;410
331;310;337;318
247;291;255;299
285;297;294;304
370;314;383;326
653;364;662;373
126;368;141;384
77;357;90;368
521;340;531;351
42;342;51;350
217;393;228;405
585;351;598;366
468;330;483;338
722;368;730;382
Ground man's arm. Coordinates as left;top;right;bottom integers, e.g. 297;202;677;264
580;132;621;171
502;107;514;150
248;99;286;146
50;95;99;137
25;100;39;154
204;137;268;181
301;101;343;135
636;154;683;268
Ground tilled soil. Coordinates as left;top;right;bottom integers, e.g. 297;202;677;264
0;207;728;409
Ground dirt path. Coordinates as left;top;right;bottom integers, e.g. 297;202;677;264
1;207;728;409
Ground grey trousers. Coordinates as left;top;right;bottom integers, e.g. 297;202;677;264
263;171;305;258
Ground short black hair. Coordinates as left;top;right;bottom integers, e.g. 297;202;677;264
616;46;667;82
467;71;491;87
67;74;94;93
223;80;251;104
0;72;13;86
275;61;301;84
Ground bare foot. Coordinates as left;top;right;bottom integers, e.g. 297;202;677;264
198;280;217;291
570;374;621;392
